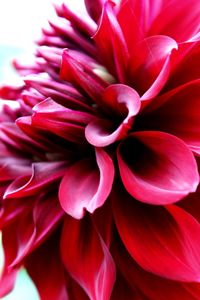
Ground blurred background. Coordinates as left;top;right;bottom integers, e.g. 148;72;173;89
0;1;53;299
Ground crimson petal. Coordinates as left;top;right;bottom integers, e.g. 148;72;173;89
117;131;199;204
113;234;200;300
113;187;200;282
141;80;200;155
61;214;116;300
26;233;68;300
149;0;200;42
59;148;114;219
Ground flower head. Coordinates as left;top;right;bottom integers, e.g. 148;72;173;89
0;0;200;299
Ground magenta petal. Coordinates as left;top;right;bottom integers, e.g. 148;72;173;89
93;1;129;82
84;0;105;22
113;187;200;282
85;84;141;147
60;49;106;102
4;161;67;199
59;148;114;219
117;131;199;204
61;214;116;300
32;98;95;143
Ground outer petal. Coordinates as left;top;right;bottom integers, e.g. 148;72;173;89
4;161;67;199
93;1;129;82
117;131;199;204
117;0;163;50
85;84;140;147
140;80;200;155
32;98;95;143
61;214;116;300
59;148;114;219
1;194;63;267
113;234;200;300
25;233;69;300
113;186;200;282
149;0;200;42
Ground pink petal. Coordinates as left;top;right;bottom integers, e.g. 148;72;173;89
117;131;199;204
129;35;177;100
4;161;67;199
61;49;106;103
149;0;200;42
61;214;116;300
93;1;129;82
140;80;200;155
26;233;69;300
85;84;140;147
32;98;94;143
113;187;200;282
59;148;114;219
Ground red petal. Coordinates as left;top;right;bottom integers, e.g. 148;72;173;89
1;194;63;267
26;233;68;300
149;0;200;42
85;84;140;147
117;0;163;51
113;234;200;300
4;161;67;199
117;131;199;204
61;214;116;300
113;187;200;282
93;1;129;82
59;148;114;218
141;80;200;154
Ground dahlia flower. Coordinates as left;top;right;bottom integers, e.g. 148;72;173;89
0;0;200;299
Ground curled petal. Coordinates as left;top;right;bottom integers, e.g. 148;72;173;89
113;187;200;282
61;214;116;300
117;131;199;204
85;84;140;147
4;161;67;199
59;148;114;219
